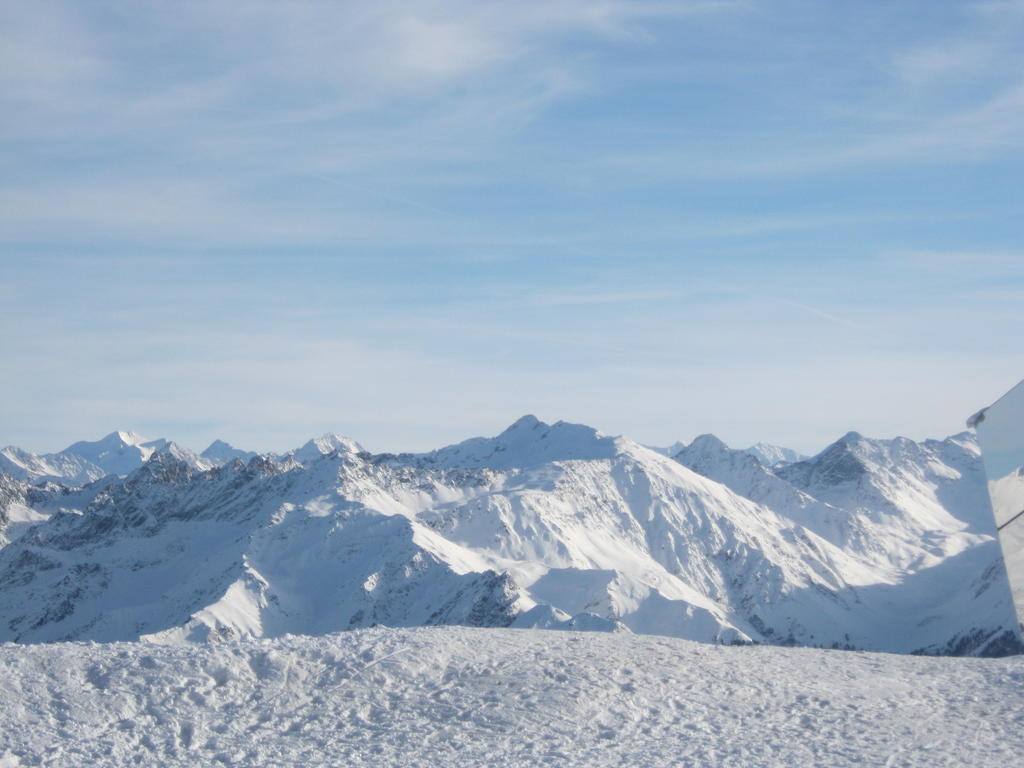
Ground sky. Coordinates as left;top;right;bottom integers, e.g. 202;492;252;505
2;0;1023;457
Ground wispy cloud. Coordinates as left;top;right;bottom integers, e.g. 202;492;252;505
772;300;862;330
0;1;748;247
887;250;1024;274
529;288;677;306
1;1;734;135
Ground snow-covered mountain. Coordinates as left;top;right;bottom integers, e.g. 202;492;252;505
0;418;1017;656
0;444;107;486
743;441;806;468
292;433;364;464
1;431;215;485
200;439;257;465
672;434;842;541
651;439;804;468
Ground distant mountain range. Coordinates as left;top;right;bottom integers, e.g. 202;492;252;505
0;417;1018;656
648;439;806;469
1;431;211;485
0;430;340;485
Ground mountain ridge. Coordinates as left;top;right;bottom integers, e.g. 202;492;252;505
0;417;1018;656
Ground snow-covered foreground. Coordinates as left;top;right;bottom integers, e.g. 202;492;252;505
1;627;1021;768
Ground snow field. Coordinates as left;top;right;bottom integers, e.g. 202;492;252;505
1;626;1022;767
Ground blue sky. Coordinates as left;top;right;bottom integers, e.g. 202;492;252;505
2;0;1023;455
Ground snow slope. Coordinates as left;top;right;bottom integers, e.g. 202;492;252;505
0;417;1017;655
0;626;1021;768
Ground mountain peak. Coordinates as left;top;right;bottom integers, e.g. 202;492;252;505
777;433;870;489
136;449;198;485
64;430;148;455
293;433;363;463
743;442;806;468
687;434;730;452
424;416;619;470
502;414;544;434
116;430;148;446
201;440;257;464
673;434;766;479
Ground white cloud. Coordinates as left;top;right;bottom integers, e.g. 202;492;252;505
529;288;677;306
0;1;747;246
1;1;731;133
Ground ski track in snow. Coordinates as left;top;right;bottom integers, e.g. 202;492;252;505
1;626;1021;768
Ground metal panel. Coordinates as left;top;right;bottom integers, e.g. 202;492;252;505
969;379;1024;632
